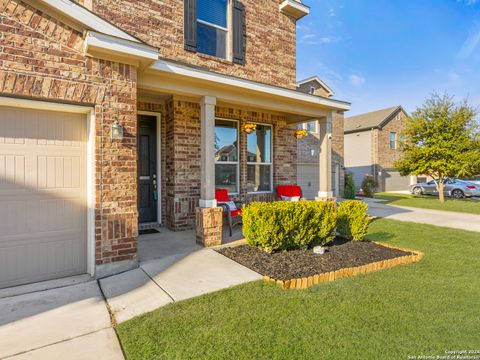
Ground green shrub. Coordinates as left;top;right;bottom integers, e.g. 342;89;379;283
344;172;356;199
361;175;377;198
242;201;337;252
337;200;370;241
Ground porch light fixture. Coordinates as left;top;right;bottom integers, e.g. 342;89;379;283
242;123;257;134
294;129;308;139
111;120;124;140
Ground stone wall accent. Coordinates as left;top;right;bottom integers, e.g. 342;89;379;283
374;110;408;169
195;207;223;247
88;0;297;89
164;99;297;230
0;1;138;266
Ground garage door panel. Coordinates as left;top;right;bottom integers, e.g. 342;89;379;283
384;170;410;192
0;235;86;288
0;106;87;289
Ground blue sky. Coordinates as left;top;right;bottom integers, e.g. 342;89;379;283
296;0;480;116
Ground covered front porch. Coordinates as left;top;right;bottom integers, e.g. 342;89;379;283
135;58;350;246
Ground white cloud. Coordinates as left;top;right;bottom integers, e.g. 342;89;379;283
449;72;461;81
458;22;480;58
349;74;366;87
457;0;480;5
328;8;335;17
300;35;344;45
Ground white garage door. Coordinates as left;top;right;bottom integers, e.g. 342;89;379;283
0;106;87;288
297;164;340;199
384;170;410;192
297;164;319;200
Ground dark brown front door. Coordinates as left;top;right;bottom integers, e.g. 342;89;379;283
137;115;158;224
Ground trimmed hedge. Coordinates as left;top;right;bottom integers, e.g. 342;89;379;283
242;201;337;252
337;200;370;241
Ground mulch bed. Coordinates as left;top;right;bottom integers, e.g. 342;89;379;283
217;239;414;281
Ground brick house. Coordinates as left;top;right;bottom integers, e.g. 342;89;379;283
344;106;416;192
0;0;350;288
296;77;345;199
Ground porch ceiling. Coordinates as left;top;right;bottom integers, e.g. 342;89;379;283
138;59;351;123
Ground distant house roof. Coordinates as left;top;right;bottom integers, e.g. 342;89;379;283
296;76;335;97
344;106;406;133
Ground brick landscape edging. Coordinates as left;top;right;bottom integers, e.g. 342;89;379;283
263;242;424;290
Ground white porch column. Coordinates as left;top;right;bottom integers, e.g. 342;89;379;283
199;95;217;208
317;112;333;198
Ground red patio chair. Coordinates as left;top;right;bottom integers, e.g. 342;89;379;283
276;185;303;201
215;189;243;237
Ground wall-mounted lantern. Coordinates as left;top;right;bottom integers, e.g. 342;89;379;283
111;120;124;140
242;123;257;134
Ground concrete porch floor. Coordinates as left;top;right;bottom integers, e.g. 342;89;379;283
138;224;245;262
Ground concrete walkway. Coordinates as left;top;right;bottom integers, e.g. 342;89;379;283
0;281;123;360
364;198;480;232
100;247;262;324
0;231;261;359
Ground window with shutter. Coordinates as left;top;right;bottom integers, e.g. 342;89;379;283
196;0;229;59
184;0;246;63
232;0;245;64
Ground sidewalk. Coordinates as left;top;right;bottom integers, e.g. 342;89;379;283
364;198;480;232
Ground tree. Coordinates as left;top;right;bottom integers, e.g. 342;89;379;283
395;94;480;203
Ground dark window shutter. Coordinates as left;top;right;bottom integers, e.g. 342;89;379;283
184;0;197;52
232;0;246;65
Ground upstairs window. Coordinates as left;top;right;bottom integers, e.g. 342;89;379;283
197;0;229;59
390;132;397;149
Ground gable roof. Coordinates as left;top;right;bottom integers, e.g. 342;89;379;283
344;106;405;133
38;0;139;42
296;76;335;97
33;0;158;63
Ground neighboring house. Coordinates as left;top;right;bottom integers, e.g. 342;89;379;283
296;77;345;199
0;0;350;289
344;106;416;192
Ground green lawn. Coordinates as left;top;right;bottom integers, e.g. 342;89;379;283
374;192;480;215
117;219;480;360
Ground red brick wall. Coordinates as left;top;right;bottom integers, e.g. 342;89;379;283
89;0;298;89
163;99;297;230
0;1;138;265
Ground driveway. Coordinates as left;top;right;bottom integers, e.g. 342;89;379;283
364;198;480;232
0;234;261;359
0;280;123;360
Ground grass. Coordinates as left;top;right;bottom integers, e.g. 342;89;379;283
374;192;480;215
117;219;480;360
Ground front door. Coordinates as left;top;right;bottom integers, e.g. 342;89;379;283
137;115;158;224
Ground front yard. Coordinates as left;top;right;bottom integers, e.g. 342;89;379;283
375;192;480;215
117;219;480;360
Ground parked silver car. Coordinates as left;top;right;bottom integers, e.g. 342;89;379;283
410;179;480;199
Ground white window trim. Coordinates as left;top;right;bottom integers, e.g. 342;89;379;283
215;118;239;194
247;122;273;194
390;132;397;149
197;0;231;61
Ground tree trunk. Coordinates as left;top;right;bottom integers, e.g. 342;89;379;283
438;181;445;203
